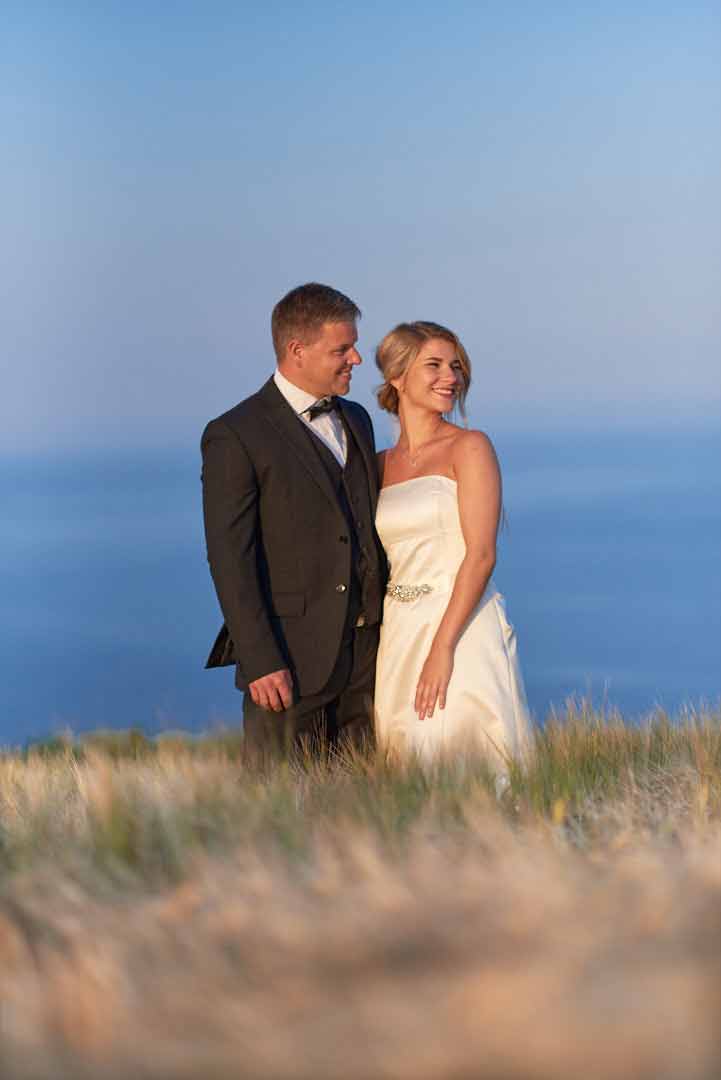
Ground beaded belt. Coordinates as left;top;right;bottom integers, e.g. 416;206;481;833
386;582;433;602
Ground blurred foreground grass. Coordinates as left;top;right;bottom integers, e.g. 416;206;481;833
0;703;719;1079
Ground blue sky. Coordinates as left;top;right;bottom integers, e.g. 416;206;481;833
3;2;720;453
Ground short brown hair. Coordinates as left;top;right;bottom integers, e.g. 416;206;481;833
271;283;361;361
375;321;472;416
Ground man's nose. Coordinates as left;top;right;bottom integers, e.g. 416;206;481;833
349;347;362;365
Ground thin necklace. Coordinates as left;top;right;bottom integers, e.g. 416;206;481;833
393;423;447;469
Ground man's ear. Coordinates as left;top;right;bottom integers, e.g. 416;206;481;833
286;337;304;366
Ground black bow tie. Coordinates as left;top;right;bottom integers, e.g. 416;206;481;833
305;397;337;421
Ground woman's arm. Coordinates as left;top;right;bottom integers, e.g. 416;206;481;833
414;431;501;720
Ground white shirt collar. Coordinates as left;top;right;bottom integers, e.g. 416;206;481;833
273;368;320;415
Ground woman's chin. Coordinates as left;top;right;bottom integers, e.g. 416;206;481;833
406;396;457;417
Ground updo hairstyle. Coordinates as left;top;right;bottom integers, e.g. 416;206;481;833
375;321;471;416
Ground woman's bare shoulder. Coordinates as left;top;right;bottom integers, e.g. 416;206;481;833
450;429;499;478
452;427;495;456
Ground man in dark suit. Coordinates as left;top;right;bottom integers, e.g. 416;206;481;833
201;283;387;763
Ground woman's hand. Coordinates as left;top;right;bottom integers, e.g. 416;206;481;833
415;643;454;721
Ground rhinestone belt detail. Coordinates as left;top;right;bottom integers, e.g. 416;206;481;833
386;582;433;602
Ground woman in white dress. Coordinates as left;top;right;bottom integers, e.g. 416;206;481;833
373;321;532;776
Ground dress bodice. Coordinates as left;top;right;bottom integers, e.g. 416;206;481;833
374;474;531;768
375;475;468;591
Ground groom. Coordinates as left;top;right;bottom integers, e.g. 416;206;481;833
201;283;387;763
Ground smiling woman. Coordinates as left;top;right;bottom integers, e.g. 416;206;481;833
375;321;471;423
373;321;532;776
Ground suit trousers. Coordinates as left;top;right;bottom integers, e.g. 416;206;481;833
241;622;380;768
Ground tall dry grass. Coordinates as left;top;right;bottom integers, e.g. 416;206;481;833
0;704;719;1079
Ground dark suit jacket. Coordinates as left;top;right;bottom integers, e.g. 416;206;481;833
201;377;383;696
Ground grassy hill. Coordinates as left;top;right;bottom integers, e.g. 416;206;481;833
0;703;719;1079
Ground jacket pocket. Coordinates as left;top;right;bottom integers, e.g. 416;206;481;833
270;592;306;617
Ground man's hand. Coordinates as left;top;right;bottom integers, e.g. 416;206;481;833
248;669;294;712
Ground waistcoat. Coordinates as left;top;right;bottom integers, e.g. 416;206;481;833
303;416;385;626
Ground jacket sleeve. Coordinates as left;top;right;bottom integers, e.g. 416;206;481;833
201;417;287;683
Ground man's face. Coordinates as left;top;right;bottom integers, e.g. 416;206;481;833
288;321;362;397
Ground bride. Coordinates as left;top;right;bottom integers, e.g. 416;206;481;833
373;321;532;777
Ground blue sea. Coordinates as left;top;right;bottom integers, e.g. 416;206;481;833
2;428;719;745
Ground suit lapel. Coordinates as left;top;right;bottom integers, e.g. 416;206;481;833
256;378;339;508
338;400;378;501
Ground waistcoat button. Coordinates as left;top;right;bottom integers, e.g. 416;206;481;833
335;583;347;593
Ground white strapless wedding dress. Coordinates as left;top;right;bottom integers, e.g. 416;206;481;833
374;475;532;772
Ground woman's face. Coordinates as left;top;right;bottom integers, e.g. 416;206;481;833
395;338;464;414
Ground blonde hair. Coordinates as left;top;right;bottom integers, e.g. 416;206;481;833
375;321;471;417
